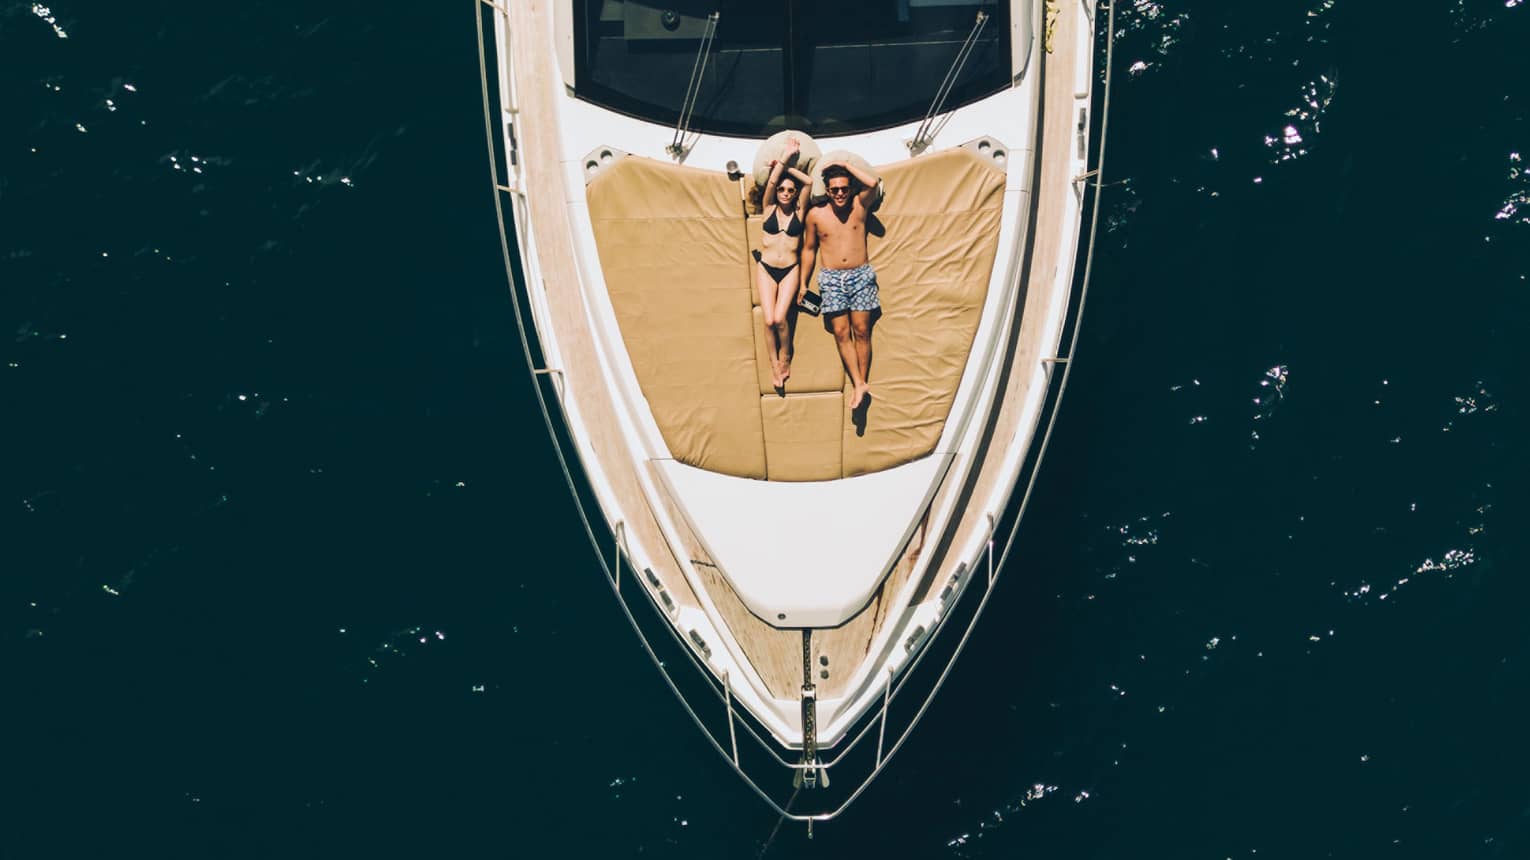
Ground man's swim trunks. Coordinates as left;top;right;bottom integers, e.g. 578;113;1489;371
817;263;880;314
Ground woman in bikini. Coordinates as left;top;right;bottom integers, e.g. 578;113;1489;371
754;137;812;390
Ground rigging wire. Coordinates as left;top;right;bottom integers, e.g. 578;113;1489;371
910;10;990;154
668;12;721;158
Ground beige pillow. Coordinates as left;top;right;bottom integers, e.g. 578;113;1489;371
810;150;884;208
751;130;822;188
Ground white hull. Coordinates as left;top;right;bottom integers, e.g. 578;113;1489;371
477;0;1110;819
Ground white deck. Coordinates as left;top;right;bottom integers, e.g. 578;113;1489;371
657;455;951;627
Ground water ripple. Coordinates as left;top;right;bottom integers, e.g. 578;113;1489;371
1494;151;1527;225
1344;546;1479;605
30;3;69;39
1101;176;1140;237
945;782;1064;856
359;625;448;680
161;151;226;177
1249;364;1289;448
1113;0;1190;79
1265;72;1336;165
1088;512;1171;587
1442;381;1497;432
1450;0;1524;37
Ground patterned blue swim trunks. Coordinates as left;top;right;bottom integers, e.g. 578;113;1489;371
817;263;880;314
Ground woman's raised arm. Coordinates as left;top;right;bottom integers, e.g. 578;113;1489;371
761;157;786;210
786;166;812;212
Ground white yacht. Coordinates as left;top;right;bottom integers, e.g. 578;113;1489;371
476;0;1112;824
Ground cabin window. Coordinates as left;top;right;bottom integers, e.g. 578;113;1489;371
573;0;1011;137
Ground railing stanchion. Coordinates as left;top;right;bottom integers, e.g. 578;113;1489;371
876;668;892;767
726;671;739;766
612;521;624;594
531;367;565;398
986;513;997;587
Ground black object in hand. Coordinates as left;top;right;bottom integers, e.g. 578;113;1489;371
798;290;822;316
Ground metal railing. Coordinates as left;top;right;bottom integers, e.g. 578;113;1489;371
475;0;1118;827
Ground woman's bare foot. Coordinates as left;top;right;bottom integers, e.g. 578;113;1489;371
849;384;871;409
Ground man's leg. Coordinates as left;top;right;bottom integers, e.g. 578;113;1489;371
849;310;873;408
830;313;867;407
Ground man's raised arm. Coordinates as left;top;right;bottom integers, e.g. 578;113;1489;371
829;159;882;209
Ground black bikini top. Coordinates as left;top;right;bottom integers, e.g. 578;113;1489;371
763;207;804;238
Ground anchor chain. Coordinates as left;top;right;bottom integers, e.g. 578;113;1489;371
793;630;827;789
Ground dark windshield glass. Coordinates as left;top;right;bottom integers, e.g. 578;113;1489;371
574;0;1010;137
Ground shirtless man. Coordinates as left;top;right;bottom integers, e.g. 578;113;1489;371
800;159;882;409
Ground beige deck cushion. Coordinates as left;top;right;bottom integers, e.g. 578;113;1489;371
586;156;766;479
744;214;768;298
586;147;1004;482
760;392;844;482
842;148;1006;476
750;306;845;396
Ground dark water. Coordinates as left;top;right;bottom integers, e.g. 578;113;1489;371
4;1;1528;856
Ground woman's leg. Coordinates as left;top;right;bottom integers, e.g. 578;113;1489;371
755;262;783;387
774;267;799;384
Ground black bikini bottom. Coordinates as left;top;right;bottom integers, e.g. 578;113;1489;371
753;249;798;284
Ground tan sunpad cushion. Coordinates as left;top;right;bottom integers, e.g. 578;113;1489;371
760;392;844;481
586;148;1005;481
745;214;766;299
586;157;765;479
844;148;1006;476
750;306;845;397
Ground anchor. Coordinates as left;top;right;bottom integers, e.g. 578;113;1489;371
793;631;830;790
792;687;831;789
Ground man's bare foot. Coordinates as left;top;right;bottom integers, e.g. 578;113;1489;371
849;384;871;410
